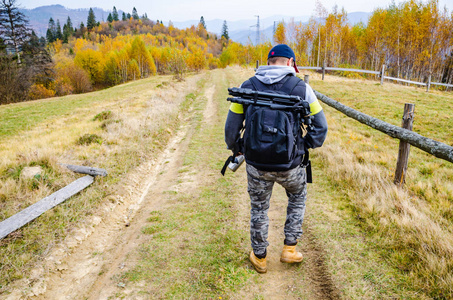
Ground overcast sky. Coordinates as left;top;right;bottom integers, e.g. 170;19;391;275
19;0;453;21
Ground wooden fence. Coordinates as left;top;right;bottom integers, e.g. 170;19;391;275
306;75;453;185
299;64;453;91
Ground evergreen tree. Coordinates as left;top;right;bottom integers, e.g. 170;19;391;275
87;8;96;30
112;6;119;21
127;13;131;19
66;16;73;33
0;0;30;63
199;16;206;29
107;13;113;23
0;36;5;52
55;19;62;40
62;16;73;43
221;20;229;40
122;12;127;21
0;0;51;103
132;7;139;20
142;13;148;20
46;17;56;43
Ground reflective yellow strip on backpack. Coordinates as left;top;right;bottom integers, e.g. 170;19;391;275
229;103;244;114
309;100;323;115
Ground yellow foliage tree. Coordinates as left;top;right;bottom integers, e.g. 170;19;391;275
74;48;104;84
274;21;286;44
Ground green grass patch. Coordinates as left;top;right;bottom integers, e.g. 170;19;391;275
0;76;169;139
119;69;253;298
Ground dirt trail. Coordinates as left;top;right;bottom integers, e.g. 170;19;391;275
6;70;338;299
234;182;340;300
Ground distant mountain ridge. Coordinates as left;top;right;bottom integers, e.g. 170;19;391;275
21;5;370;44
21;5;122;37
174;12;370;44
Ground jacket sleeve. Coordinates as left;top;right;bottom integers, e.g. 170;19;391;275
224;80;252;151
304;84;328;149
224;110;244;150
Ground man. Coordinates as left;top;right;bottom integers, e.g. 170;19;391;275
224;44;328;273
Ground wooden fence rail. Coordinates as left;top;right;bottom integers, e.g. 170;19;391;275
313;90;453;165
298;65;453;89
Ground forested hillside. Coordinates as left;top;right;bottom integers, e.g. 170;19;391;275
1;0;452;104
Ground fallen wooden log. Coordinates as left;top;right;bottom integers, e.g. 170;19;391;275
61;164;108;177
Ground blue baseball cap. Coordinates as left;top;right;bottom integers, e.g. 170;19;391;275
268;44;299;73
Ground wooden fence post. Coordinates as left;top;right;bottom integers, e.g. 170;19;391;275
426;74;431;92
304;75;309;84
380;65;386;85
322;61;326;80
394;103;415;186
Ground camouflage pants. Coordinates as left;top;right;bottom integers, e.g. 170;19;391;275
246;164;307;257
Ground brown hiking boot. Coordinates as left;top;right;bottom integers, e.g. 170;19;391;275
249;251;267;273
280;245;303;263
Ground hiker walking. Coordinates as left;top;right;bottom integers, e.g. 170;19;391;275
224;44;328;273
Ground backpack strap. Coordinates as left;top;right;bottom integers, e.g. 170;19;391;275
249;75;302;96
248;76;269;91
301;150;312;183
279;75;302;95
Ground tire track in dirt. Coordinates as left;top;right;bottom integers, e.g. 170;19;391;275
300;224;341;300
32;75;216;300
85;122;196;300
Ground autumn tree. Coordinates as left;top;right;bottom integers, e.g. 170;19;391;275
274;21;286;44
74;48;104;84
128;36;156;77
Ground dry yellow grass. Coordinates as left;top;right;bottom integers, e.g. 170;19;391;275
0;72;204;292
308;71;453;298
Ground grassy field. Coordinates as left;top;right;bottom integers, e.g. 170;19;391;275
310;71;453;298
0;67;452;298
0;72;199;292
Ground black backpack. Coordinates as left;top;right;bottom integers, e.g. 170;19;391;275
243;76;307;171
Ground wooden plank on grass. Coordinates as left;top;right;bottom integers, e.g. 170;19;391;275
0;175;94;240
61;164;108;177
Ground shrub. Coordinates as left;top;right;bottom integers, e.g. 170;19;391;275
93;110;112;121
27;84;56;100
76;134;102;145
